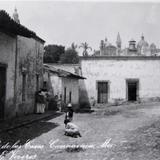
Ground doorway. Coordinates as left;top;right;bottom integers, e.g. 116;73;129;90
0;66;6;119
97;81;108;103
127;79;139;101
64;87;66;103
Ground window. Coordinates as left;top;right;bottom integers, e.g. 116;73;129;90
22;74;26;102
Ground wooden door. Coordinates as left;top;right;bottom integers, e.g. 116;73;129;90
97;82;108;103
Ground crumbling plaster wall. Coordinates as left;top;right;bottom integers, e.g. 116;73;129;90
0;32;16;118
0;32;44;118
15;36;44;116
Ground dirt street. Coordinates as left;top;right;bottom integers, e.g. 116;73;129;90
1;102;160;160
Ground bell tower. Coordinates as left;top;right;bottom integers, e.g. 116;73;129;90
116;32;121;49
13;7;20;24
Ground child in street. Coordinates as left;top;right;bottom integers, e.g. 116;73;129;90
64;103;81;138
64;103;74;127
64;121;82;138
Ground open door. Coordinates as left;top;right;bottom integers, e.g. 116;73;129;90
127;79;139;101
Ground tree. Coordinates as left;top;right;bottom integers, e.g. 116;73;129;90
43;45;65;63
60;48;79;64
71;42;78;50
79;42;92;56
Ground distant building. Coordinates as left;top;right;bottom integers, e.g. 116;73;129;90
96;33;160;57
100;38;117;56
116;32;122;49
0;10;45;119
150;43;157;55
137;34;149;53
122;39;139;56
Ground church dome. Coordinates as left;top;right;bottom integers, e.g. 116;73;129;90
137;35;149;49
106;44;116;49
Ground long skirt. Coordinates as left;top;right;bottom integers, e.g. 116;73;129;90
37;103;45;113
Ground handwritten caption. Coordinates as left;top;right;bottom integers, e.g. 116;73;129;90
0;138;115;160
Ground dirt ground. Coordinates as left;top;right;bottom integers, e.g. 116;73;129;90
1;102;160;160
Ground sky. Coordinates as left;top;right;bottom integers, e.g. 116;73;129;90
0;1;160;55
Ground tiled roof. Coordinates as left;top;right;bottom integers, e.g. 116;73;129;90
44;64;86;79
0;10;45;43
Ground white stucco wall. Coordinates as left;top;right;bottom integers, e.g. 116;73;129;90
48;72;79;109
80;57;160;103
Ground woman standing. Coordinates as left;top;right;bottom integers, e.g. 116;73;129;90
35;90;46;113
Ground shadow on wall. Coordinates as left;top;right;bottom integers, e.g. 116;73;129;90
5;98;21;119
17;102;35;117
79;80;91;111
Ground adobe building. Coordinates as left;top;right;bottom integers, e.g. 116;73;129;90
80;56;160;105
43;64;85;110
0;10;45;119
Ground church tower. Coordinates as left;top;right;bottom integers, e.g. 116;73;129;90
100;40;105;55
116;32;121;49
13;7;20;24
